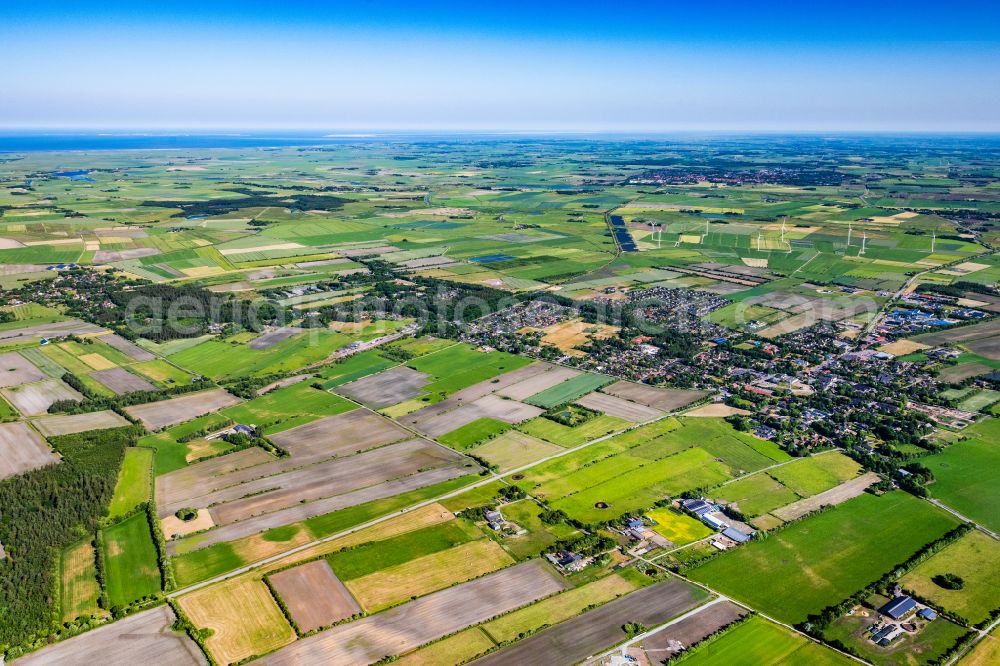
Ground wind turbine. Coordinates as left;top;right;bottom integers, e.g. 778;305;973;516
757;232;764;252
780;217;787;244
859;231;867;256
931;230;936;253
846;222;852;247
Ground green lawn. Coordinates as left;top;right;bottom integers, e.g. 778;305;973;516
107;447;153;518
102;513;161;607
689;492;961;624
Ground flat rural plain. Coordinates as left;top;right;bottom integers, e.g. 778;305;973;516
1;135;999;666
689;492;961;624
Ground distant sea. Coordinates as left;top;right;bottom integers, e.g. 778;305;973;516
0;131;607;152
2;131;998;153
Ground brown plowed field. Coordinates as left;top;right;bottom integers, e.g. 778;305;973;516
15;605;207;666
0;422;58;479
269;560;361;633
637;600;747;659
269;409;410;458
337;366;430;408
254;560;567;666
1;378;82;415
99;333;156;361
32;410;129;436
91;367;157;394
156;447;274;510
125;388;240;430
471;580;706;666
168;466;468;554
200;440;461;526
575;391;663;422
0;351;46;387
602;381;708;412
497;366;580;401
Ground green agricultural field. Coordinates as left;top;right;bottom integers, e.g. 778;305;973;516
901;530;1000;625
547;447;734;523
139;411;237;474
316;350;397;388
497;498;580;560
524;373;613;408
712;473;800;518
646;507;713;546
678;615;852;666
407;344;532;396
130;359;195;386
765;451;861;497
325;520;481;580
958;389;1000;413
169;330;352;380
689;492;961;624
107;447;153;518
102;513;162;607
218;381;354;434
517;414;629;447
923;419;1000;533
438;417;511;450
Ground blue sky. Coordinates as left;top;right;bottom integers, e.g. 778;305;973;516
2;1;999;131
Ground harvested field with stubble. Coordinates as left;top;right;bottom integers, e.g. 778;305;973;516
0;421;58;478
472;579;708;666
637;600;749;661
337;366;430;408
0;351;46;387
180;578;295;665
1;378;82;415
15;605;208;666
33;409;130;436
253;560;567;666
125;388;240;429
268;560;361;633
575;391;663;422
346;539;515;612
60;539;102;622
90;367;157;394
602;381;708;412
